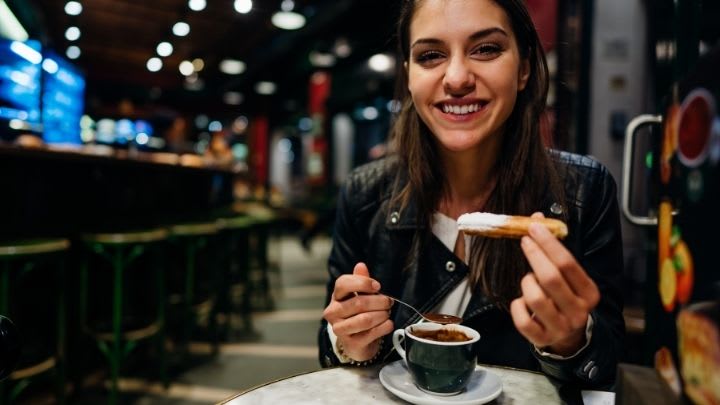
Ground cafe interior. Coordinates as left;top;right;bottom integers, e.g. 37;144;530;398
0;0;719;404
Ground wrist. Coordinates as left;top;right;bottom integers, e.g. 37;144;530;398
337;338;383;366
545;329;586;357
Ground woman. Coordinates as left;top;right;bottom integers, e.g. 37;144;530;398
320;0;624;388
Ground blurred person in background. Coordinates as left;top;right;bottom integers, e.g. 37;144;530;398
163;115;195;155
204;131;234;168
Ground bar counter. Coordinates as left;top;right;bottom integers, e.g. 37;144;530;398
0;144;235;239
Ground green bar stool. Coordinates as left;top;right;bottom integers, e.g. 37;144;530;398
80;229;167;405
0;238;70;404
248;211;279;311
215;216;258;338
167;222;220;356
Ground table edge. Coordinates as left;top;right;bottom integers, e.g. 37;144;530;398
215;362;549;404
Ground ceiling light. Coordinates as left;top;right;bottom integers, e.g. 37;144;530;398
280;0;294;11
223;91;244;105
42;58;59;74
188;0;206;11
234;0;252;14
179;60;194;76
368;53;395;72
334;38;352;58
192;58;204;71
271;11;305;30
309;51;336;67
255;81;277;95
0;0;29;41
362;106;379;120
65;26;81;41
147;57;162;72
209;121;222;131
156;42;173;57
387;99;402;113
66;45;81;60
219;59;245;75
64;1;82;16
173;21;190;36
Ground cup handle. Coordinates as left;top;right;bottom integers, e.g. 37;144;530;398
392;329;406;360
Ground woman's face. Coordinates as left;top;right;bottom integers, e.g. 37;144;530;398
407;0;529;155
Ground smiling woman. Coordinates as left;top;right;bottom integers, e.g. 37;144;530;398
319;0;625;392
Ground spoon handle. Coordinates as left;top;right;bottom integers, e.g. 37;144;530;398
381;294;463;324
381;294;428;321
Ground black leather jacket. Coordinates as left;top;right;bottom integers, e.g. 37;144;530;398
318;151;625;389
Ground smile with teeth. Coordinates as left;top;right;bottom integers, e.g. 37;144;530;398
440;103;485;115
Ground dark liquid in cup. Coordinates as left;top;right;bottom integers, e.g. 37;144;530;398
411;328;471;342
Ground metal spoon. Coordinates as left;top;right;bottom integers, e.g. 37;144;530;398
383;294;462;324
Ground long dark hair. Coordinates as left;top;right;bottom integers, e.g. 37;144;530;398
389;0;566;307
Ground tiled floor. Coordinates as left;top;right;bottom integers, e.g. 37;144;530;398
71;234;331;404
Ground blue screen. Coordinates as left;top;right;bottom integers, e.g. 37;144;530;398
41;50;85;145
0;38;42;131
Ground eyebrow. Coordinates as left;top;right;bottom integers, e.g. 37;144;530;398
410;27;509;49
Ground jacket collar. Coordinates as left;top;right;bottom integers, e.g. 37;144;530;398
384;178;426;230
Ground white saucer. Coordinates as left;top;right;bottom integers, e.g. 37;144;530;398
379;360;503;405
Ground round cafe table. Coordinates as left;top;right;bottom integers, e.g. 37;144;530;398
219;362;562;404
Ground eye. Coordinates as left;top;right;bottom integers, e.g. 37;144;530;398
414;50;445;65
473;43;502;59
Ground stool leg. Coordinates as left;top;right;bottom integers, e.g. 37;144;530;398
213;233;231;342
109;248;125;405
207;236;220;355
239;232;253;333
0;261;9;315
56;259;66;405
154;245;168;388
0;262;9;403
183;242;197;352
76;252;90;397
256;225;273;310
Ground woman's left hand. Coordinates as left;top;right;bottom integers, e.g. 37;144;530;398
510;212;600;356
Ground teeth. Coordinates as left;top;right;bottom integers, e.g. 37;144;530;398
441;103;482;115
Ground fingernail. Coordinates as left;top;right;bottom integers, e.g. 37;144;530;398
521;236;530;246
372;280;381;291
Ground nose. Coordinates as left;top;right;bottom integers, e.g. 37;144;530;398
443;55;475;94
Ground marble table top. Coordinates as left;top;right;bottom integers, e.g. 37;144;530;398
220;363;561;404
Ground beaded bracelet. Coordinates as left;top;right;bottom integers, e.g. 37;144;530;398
337;338;384;366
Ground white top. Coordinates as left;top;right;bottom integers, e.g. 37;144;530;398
431;212;473;317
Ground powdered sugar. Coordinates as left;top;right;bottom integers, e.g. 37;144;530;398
456;212;509;231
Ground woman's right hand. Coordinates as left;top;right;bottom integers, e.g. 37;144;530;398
322;262;394;361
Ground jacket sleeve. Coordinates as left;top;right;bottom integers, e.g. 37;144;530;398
318;176;364;367
534;164;625;390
